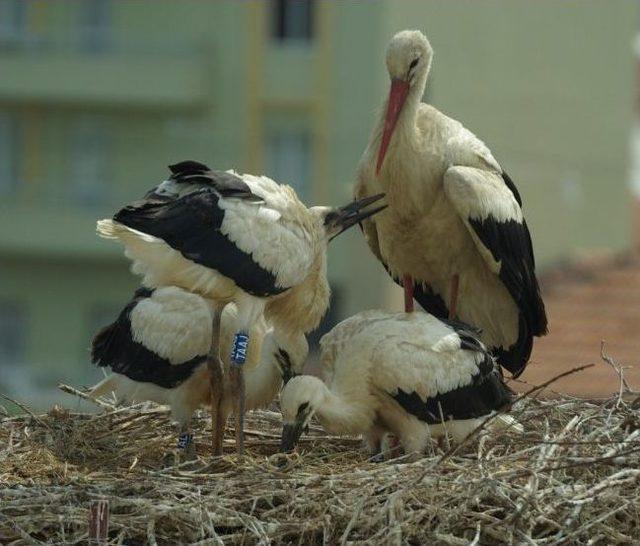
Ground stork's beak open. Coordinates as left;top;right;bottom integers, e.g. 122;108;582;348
325;193;387;241
280;419;306;453
376;78;410;175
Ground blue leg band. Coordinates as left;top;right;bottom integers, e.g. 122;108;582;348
231;332;250;366
177;432;193;449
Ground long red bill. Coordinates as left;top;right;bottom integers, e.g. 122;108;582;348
376;78;410;175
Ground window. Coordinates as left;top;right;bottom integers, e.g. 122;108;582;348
271;0;314;42
0;301;27;366
0;110;22;196
70;117;111;207
0;0;27;49
86;303;119;350
78;0;111;53
265;126;312;200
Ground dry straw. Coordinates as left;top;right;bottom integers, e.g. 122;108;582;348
1;356;639;545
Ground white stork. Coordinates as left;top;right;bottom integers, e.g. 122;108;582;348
280;310;521;458
89;286;308;459
97;160;385;454
355;30;547;377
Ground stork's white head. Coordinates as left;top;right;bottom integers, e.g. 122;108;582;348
311;193;387;241
280;375;326;452
377;30;433;175
385;30;433;84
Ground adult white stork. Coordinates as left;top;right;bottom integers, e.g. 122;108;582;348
97;160;385;454
280;310;521;457
89;286;308;459
355;30;547;378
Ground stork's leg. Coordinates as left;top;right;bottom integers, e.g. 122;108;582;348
402;274;414;313
177;421;197;461
365;426;387;462
230;331;249;456
208;307;225;456
448;274;460;320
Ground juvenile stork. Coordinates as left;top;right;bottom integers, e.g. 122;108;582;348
89;286;308;458
356;30;547;377
280;310;521;457
97;160;385;453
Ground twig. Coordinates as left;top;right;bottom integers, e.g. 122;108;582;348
0;392;50;429
58;383;116;409
600;341;637;396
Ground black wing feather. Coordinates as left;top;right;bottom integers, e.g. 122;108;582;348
91;288;205;389
464;172;547;377
392;314;511;422
114;190;288;297
393;356;512;423
168;160;263;202
468;213;547;376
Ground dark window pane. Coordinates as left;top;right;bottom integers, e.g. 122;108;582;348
78;0;112;53
87;304;119;337
265;127;311;200
70;116;112;208
0;110;21;195
0;301;27;365
0;0;27;49
271;0;313;41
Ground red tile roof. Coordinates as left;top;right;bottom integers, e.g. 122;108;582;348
517;253;640;397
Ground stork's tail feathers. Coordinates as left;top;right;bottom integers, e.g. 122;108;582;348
96;219;120;239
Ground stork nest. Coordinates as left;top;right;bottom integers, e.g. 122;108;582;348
1;375;640;545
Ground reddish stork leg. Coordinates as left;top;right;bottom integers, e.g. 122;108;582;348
449;274;460;320
403;274;414;313
208;308;225;456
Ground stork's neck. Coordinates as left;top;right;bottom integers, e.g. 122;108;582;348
316;388;374;436
374;74;427;155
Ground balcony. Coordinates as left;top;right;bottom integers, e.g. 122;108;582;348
0;202;125;260
0;31;210;109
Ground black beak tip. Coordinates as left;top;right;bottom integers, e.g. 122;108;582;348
280;424;298;453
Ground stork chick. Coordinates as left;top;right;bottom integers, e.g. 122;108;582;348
280;310;521;458
97;161;385;454
356;30;547;377
89;286;308;459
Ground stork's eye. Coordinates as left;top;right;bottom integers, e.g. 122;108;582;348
297;402;309;416
409;57;420;71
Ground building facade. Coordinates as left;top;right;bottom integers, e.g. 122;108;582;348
0;0;635;406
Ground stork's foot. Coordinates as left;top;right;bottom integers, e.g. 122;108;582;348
369;452;386;463
385;434;403;459
183;440;197;461
162;443;197;467
364;427;386;461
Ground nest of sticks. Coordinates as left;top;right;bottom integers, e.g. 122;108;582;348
1;365;640;545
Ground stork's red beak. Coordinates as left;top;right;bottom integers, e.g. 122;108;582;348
376;78;410;175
